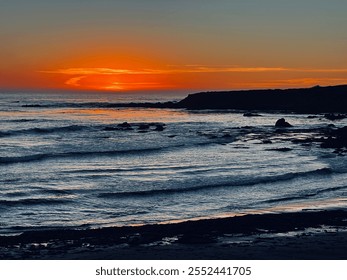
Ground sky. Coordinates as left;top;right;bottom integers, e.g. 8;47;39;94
1;0;347;92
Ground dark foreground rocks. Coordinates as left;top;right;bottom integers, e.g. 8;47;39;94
321;126;347;149
324;113;347;121
1;210;347;260
103;122;166;132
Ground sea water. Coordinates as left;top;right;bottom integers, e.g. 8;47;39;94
1;91;347;235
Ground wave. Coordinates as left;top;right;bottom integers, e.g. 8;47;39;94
98;167;334;198
25;125;86;134
0;198;72;207
0;146;177;164
0;131;11;137
0;154;48;164
3;119;36;123
62;163;214;174
0;124;89;137
264;185;347;204
0;121;171;137
20;102;103;108
21;104;46;108
37;189;74;195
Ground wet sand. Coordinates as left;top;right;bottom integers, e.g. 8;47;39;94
1;209;347;260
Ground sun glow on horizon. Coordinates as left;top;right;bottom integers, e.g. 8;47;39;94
1;1;346;92
36;66;347;91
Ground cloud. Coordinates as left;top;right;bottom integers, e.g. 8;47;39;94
41;68;147;75
40;66;289;77
275;77;347;85
64;76;86;86
101;82;164;90
41;66;347;77
40;65;347;90
298;69;347;73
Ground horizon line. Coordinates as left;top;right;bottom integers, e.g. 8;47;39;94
1;83;347;95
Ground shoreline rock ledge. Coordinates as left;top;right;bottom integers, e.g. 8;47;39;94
175;85;347;113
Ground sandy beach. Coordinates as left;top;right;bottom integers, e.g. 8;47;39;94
1;209;347;260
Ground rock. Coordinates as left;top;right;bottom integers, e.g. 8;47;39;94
154;124;165;131
275;118;292;127
138;124;150;130
321;136;340;148
324;113;347;121
177;234;216;244
291;138;313;144
335;126;347;138
320;126;347;149
176;85;347;112
104;124;133;131
327;124;336;128
127;233;143;246
117;122;132;128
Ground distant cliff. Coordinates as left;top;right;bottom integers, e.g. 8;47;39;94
176;85;347;113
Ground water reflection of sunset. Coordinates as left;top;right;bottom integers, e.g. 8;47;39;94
60;108;188;123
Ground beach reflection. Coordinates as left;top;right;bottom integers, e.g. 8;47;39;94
67;108;188;123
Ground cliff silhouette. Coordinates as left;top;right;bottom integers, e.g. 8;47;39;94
176;85;347;113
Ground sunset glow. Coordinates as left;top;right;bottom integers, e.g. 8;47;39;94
1;0;347;92
2;0;347;264
38;66;347;91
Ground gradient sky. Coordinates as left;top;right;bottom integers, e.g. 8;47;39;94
1;0;347;92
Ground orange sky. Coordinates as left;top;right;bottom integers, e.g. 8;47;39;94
1;0;347;92
37;66;347;91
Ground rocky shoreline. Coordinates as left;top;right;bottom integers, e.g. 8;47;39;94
176;85;347;112
1;209;347;259
21;85;347;113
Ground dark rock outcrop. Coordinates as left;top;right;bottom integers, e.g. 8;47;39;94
117;122;132;128
321;126;347;148
138;124;150;130
154;124;165;131
275;118;292;127
176;85;347;113
324;113;347;121
51;85;347;113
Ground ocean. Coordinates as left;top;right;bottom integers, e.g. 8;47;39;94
1;91;347;235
